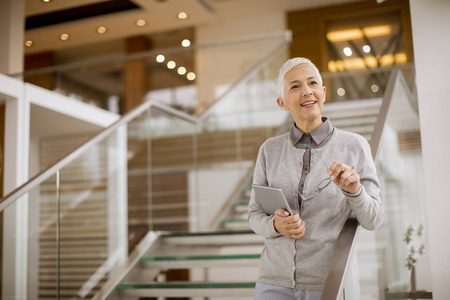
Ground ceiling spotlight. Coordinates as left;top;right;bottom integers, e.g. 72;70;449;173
337;88;346;96
136;19;147;27
371;84;379;93
25;40;34;47
156;54;165;63
187;72;196;81
97;26;107;34
181;39;191;47
60;33;70;41
343;47;352;57
167;61;176;69
42;0;52;3
363;45;371;53
177;12;188;20
177;67;187;75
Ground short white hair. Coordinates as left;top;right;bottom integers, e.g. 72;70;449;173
275;57;323;101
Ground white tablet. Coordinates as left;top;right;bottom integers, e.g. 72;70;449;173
252;185;293;216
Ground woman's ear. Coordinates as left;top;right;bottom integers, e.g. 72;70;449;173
277;97;288;111
323;86;326;102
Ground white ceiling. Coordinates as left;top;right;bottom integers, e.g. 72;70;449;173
24;0;359;56
30;104;104;139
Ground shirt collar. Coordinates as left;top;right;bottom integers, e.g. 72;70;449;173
289;117;333;146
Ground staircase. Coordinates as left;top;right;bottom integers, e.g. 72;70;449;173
37;98;382;299
96;98;383;299
116;231;264;299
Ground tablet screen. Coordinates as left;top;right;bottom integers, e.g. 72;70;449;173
252;185;293;215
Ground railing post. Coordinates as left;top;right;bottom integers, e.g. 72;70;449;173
321;219;359;300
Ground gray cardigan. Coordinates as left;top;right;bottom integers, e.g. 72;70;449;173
247;128;383;290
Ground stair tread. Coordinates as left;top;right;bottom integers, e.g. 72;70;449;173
119;281;256;289
142;254;260;261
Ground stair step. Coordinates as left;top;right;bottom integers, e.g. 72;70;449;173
118;281;255;297
330;116;377;127
221;219;249;230
161;231;262;246
40;253;107;260
233;202;249;213
140;254;260;269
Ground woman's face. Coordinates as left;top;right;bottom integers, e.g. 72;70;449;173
277;64;326;128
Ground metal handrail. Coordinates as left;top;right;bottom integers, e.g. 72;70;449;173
0;100;196;212
320;70;409;299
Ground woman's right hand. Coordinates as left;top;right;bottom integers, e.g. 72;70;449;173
273;209;306;239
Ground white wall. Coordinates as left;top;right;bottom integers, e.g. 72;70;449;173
410;0;450;298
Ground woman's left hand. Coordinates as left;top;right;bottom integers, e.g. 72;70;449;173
327;162;360;194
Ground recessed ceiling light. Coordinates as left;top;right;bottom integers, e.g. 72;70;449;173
177;67;187;75
42;0;52;3
136;19;147;27
97;26;107;34
337;88;346;96
25;40;34;47
343;47;352;57
187;72;196;81
363;45;371;53
371;84;379;93
181;39;191;47
60;33;69;41
156;54;165;63
177;12;188;20
167;61;176;69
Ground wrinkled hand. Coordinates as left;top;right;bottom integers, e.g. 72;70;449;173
327;162;360;194
273;209;305;239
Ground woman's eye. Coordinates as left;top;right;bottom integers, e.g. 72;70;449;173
291;85;299;90
310;81;318;85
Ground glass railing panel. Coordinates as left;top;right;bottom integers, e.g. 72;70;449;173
194;43;291;232
321;64;414;103
18;184;49;300
200;41;290;133
348;72;432;299
127;107;198;234
56;134;113;299
31;180;56;300
0;181;58;299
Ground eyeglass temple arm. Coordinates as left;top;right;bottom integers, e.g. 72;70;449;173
303;143;330;170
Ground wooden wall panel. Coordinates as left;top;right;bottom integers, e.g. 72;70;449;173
288;0;414;72
24;52;54;90
124;36;152;113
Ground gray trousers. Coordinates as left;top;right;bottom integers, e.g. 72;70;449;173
254;282;360;300
254;283;322;300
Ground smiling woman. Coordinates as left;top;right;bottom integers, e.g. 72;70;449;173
276;63;326;133
247;57;383;300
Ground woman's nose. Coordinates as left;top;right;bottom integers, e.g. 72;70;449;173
301;88;313;96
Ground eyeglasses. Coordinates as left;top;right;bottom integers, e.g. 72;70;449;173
282;144;331;202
